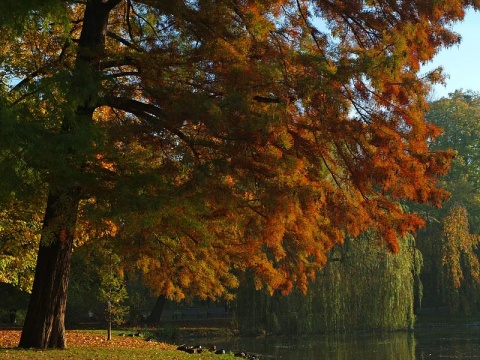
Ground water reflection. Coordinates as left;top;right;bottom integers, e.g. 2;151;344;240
415;328;480;359
197;328;480;360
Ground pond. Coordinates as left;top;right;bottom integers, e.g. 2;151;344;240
195;327;480;359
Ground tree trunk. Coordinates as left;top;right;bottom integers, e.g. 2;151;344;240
146;295;167;325
107;301;112;341
19;190;80;349
18;0;121;349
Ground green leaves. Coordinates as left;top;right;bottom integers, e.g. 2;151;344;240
0;203;42;292
1;0;474;303
0;1;67;34
426;91;480;230
413;91;480;315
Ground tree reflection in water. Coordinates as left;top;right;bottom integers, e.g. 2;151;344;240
196;328;480;360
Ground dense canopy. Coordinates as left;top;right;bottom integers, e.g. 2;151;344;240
0;0;474;349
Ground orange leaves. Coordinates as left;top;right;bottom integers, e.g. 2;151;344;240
76;216;119;247
263;215;287;261
94;153;116;172
7;0;466;302
85;0;465;299
383;228;400;254
119;202;246;301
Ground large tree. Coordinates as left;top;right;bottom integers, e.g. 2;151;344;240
426;91;480;229
0;0;472;349
417;91;480;314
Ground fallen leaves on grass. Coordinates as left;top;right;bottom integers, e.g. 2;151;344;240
0;330;20;348
0;330;174;350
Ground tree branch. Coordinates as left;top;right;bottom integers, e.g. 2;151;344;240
10;38;71;93
253;95;281;103
106;31;143;52
99;96;201;163
103;0;123;11
100;57;135;70
103;71;140;79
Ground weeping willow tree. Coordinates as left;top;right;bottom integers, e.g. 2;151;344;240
415;91;480;316
440;205;480;316
235;233;422;334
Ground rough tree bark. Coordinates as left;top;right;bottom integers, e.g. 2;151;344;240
19;0;121;349
18;191;80;348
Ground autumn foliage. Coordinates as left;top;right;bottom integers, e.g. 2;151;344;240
0;330;172;350
442;205;480;289
80;0;460;297
0;0;474;348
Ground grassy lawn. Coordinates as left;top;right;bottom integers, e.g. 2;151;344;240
0;329;235;359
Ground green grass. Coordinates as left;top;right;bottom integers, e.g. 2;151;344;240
0;328;235;359
0;348;235;359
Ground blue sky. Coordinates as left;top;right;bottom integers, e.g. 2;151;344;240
423;9;480;99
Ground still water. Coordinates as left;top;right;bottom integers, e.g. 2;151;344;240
199;327;480;359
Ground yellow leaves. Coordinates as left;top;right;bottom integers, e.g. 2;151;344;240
135;255;160;275
274;129;294;150
178;269;192;288
0;204;41;292
223;174;236;188
442;205;480;289
93;106;114;123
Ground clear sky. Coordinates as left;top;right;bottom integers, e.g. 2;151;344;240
423;9;480;99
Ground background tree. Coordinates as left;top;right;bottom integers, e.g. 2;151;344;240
97;250;128;341
0;200;42;292
235;233;422;334
416;91;480;315
426;91;480;229
441;205;480;315
67;240;146;328
66;246;103;327
0;198;44;324
0;0;472;348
